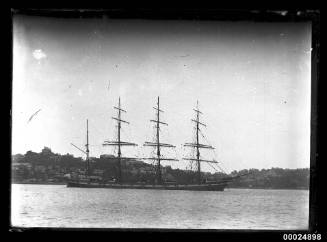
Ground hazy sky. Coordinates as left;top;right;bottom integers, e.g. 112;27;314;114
12;15;311;173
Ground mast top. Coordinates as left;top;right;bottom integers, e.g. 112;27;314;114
143;96;176;150
103;97;137;147
193;100;203;114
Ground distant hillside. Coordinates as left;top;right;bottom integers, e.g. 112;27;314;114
228;168;309;189
12;147;309;189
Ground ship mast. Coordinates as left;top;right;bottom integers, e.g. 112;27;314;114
70;119;91;178
183;101;218;184
143;96;178;184
103;97;137;184
86;119;90;177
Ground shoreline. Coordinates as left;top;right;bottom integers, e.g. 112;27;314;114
12;182;67;185
226;186;309;190
11;182;309;190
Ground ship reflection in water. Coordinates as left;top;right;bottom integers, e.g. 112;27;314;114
11;184;309;229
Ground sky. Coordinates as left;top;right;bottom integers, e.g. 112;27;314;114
12;15;312;173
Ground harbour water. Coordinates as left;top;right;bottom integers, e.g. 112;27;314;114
11;184;309;230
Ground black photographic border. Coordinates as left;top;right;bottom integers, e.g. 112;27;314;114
6;8;322;240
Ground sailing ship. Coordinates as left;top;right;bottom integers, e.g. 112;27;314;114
67;97;235;191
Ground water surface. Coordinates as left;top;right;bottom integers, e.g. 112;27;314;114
11;184;309;229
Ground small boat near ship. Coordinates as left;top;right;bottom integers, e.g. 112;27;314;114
67;97;236;191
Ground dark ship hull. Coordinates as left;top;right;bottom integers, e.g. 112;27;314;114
67;181;228;191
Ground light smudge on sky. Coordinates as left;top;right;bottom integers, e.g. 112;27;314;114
32;49;47;60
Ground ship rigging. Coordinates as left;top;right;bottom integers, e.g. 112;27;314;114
102;97;138;183
142;96;178;185
183;101;219;184
67;97;234;191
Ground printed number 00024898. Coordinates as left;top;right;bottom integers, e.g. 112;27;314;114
283;234;321;240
